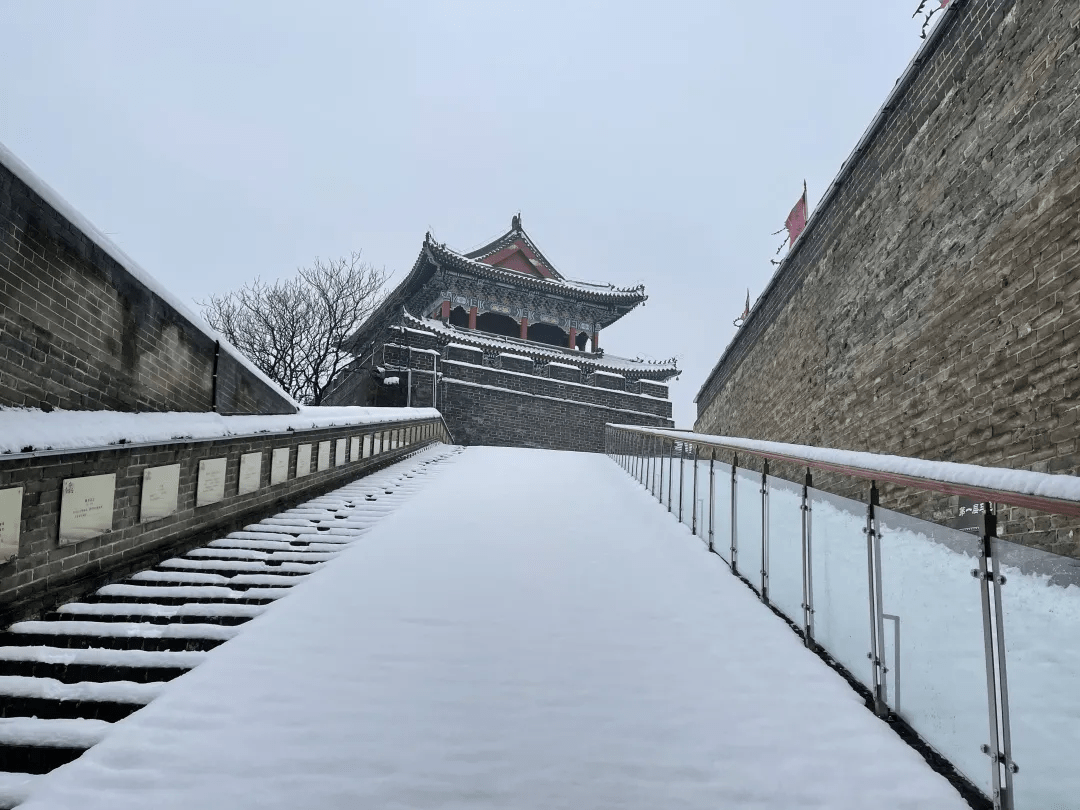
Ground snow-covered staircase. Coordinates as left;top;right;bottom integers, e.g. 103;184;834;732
0;444;459;808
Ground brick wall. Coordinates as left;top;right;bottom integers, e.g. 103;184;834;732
441;379;671;453
0;157;294;415
694;1;1080;556
0;416;446;623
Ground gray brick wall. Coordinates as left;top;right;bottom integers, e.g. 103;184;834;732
0;417;446;623
0;159;294;415
694;0;1080;556
441;379;671;453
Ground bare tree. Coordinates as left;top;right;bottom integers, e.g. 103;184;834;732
200;253;389;405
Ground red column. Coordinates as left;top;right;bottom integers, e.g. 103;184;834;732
441;300;450;321
592;330;600;351
468;306;477;330
520;316;528;340
568;326;577;349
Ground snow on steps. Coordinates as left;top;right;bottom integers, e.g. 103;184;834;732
0;443;459;799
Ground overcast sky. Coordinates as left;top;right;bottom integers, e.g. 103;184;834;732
0;2;938;426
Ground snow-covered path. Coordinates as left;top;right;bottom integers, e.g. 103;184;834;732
19;447;968;809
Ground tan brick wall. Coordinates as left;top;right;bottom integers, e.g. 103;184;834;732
694;1;1080;555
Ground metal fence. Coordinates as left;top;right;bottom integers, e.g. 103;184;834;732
605;424;1080;810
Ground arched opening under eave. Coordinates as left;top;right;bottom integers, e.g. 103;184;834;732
527;322;568;348
476;311;520;339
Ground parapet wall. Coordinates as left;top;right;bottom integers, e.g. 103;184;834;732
0;151;295;415
0;416;446;623
694;1;1080;555
376;342;674;451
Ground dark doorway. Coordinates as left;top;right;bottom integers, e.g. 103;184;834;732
449;306;469;328
528;321;569;348
476;311;520;339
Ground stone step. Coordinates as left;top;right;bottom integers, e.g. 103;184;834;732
0;743;88;776
0;695;143;723
0;718;110;774
81;594;278;606
0;632;224;654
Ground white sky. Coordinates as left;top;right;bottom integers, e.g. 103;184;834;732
0;2;938;426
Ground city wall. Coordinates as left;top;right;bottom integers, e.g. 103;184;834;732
0;153;294;416
694;0;1080;555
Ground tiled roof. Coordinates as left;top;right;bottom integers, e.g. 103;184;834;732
398;311;679;381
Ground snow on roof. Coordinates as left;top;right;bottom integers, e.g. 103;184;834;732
0;139;297;409
547;362;580;370
0;406;441;456
593;370;624;378
498;352;530;361
444;343;482;352
402;312;678;379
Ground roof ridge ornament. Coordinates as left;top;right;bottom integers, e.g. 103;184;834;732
512;213;522;231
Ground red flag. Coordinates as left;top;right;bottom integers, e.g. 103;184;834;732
785;181;808;245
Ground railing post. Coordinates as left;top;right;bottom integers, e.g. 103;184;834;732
760;459;770;604
801;469;815;648
730;453;738;575
691;444;699;536
864;482;888;718
977;505;1017;810
708;451;715;552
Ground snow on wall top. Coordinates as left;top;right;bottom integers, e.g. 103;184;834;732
0;406;441;456
0;139;297;409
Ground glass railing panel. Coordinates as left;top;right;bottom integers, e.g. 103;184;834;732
808;487;872;689
877;507;991;796
768;477;804;627
735;468;764;594
712;460;732;563
692;456;709;543
992;537;1080;810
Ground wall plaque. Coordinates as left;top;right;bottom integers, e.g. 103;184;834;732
140;464;180;523
238;452;262;495
335;438;346;467
270;448;290;485
196;458;228;507
0;486;23;562
296;444;312;477
363;435;372;458
59;473;116;545
317;441;331;471
350;436;360;462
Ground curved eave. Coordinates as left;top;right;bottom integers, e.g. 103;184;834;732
431;241;647;307
343;244;435;354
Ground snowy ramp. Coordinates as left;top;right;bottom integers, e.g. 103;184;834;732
19;446;968;810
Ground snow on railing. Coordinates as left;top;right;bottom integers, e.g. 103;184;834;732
608;425;1080;519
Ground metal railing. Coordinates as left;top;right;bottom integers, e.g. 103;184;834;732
606;424;1080;810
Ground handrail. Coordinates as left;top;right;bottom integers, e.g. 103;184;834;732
607;424;1080;519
